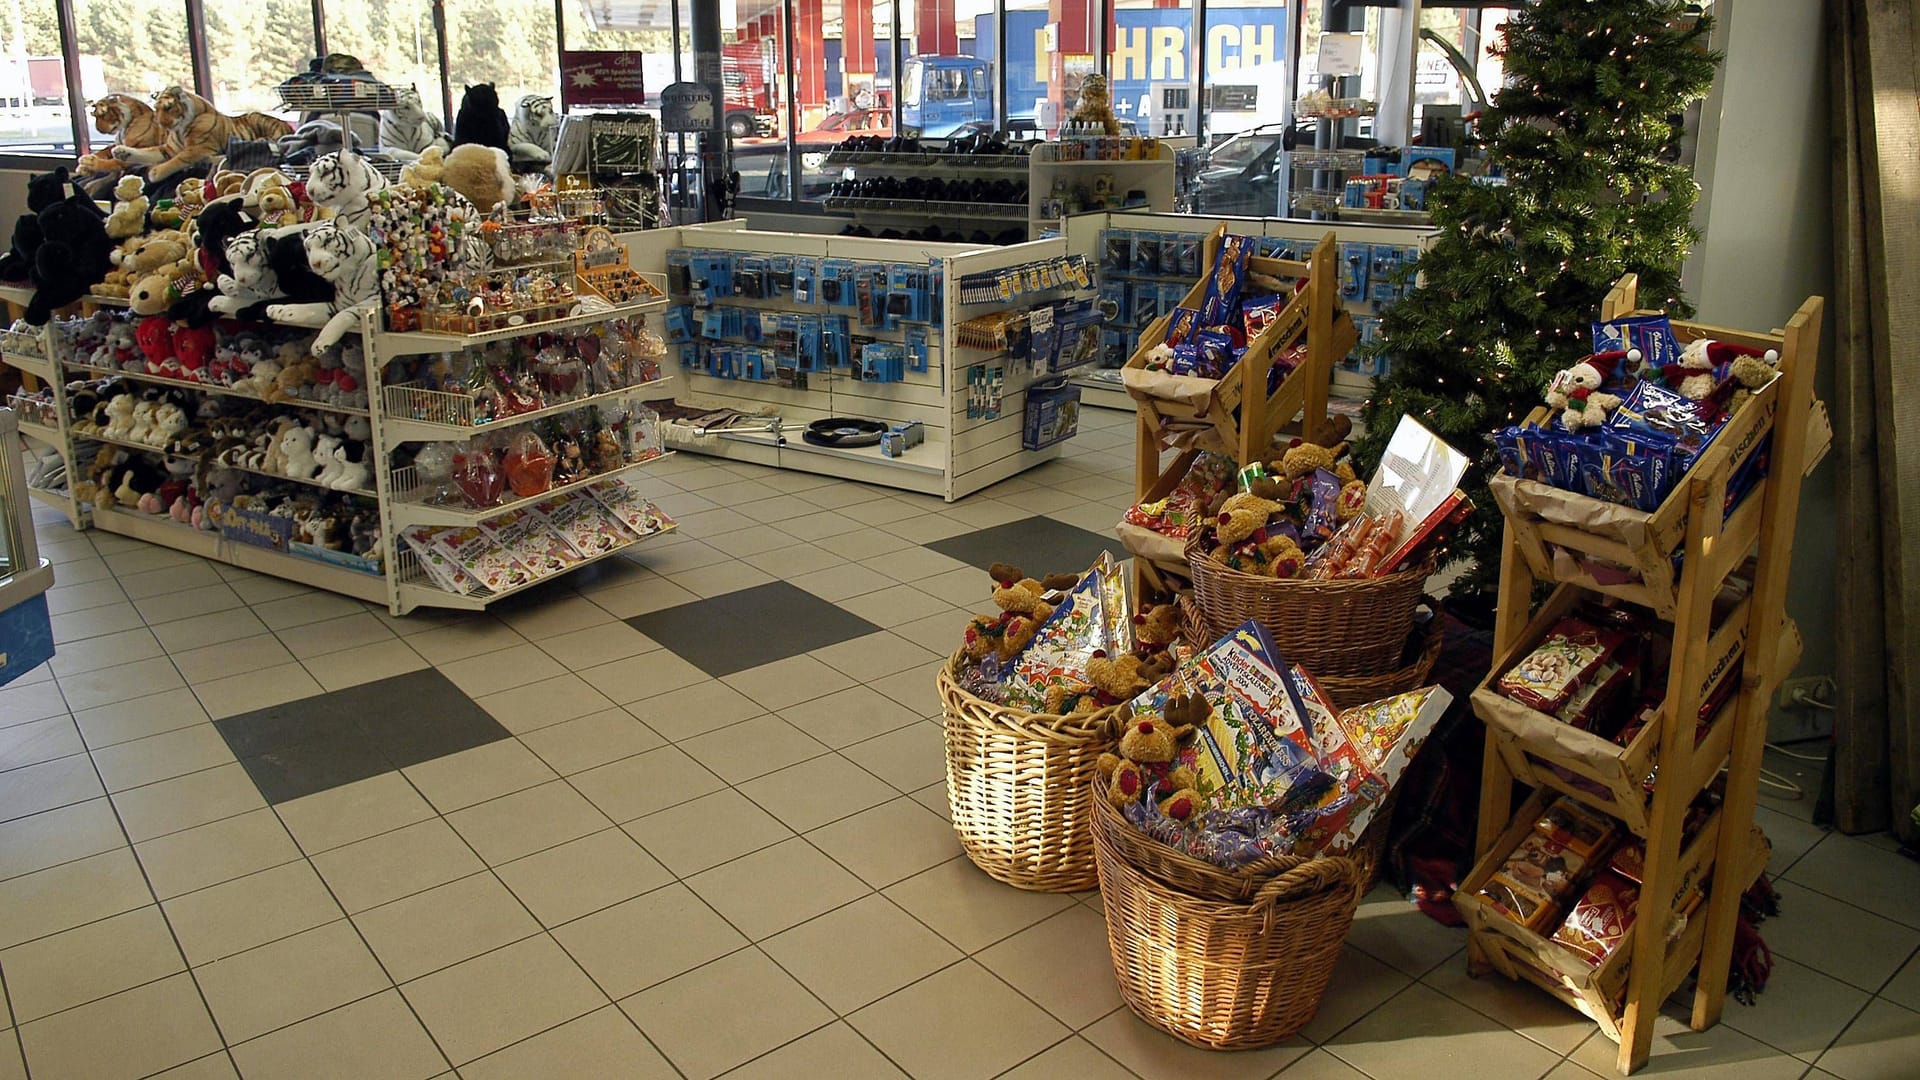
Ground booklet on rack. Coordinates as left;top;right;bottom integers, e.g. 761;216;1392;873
1364;415;1471;568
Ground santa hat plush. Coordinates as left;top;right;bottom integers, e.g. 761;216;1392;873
1583;348;1631;381
1702;340;1780;366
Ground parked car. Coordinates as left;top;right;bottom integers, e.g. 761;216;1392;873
1191;124;1292;217
799;108;891;170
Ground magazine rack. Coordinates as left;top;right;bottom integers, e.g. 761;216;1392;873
1462;275;1829;1074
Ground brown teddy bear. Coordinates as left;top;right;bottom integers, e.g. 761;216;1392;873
1133;603;1181;656
962;563;1076;662
1214;476;1288;545
1043;649;1174;715
1276;439;1351;485
1097;694;1208;819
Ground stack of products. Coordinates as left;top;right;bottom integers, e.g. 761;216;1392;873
1494;314;1783;514
1188;416;1469;581
401;479;672;595
1118;451;1237;558
1476;792;1718;967
398;404;660;509
1100;618;1451;868
381;318;664;425
953;555;1161;714
1137;234;1303;385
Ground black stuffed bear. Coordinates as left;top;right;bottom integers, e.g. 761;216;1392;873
26;197;113;325
453;84;511;154
1;167;103;283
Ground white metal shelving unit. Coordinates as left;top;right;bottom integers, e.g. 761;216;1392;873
1;285;677;615
1026;142;1177;239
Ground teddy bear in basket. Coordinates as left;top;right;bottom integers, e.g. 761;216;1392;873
1547;349;1631;428
1043;649;1175;716
962;563;1080;663
1098;695;1209;820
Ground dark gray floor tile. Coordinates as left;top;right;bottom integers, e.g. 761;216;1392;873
239;736;395;804
926;516;1120;576
626;581;881;677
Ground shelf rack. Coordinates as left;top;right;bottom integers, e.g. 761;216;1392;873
1461;274;1831;1075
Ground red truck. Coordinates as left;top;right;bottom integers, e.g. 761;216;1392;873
722;41;779;139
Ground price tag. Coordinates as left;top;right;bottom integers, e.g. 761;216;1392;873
1316;33;1365;76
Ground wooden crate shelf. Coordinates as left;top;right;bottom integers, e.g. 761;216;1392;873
1469;274;1825;1075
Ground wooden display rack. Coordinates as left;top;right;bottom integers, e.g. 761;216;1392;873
1123;229;1351;597
1461;275;1830;1074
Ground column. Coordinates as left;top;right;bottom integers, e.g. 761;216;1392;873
796;0;827;110
844;0;876;74
917;0;959;55
1048;0;1093;126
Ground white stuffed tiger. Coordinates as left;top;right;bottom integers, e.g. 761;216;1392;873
305;151;390;231
508;95;558;167
209;230;279;316
267;221;377;351
379;86;452;161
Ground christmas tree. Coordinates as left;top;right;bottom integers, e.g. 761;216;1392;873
1354;0;1719;607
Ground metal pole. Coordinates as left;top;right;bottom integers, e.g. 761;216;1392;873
53;0;85;155
432;0;453;124
312;0;328;58
992;0;1005;133
184;0;214;100
688;0;729;219
782;0;799;204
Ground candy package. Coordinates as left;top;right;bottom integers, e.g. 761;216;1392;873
1478;831;1589;930
1197;234;1252;327
999;554;1128;711
1534;797;1618;859
1551;871;1640;966
1498;617;1629;713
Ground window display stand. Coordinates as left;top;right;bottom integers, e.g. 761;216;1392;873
1027;142;1177;239
1459;275;1830;1075
1;286;676;615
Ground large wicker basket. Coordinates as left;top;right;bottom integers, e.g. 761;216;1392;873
1179;594;1445;711
937;653;1119;892
1185;535;1432;676
1092;783;1364;1049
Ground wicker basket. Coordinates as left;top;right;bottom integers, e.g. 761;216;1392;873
1092;783;1363;1049
1185;535;1432;676
937;653;1120;892
1179;594;1445;711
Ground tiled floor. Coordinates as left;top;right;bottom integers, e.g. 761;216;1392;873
2;404;1918;1080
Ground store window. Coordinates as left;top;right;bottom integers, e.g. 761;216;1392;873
443;0;560;122
200;0;313;117
1107;0;1193;138
0;0;74;152
323;0;446;119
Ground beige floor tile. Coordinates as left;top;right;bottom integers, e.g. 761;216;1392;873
401;935;608;1066
810;632;943;685
227;989;449;1080
250;591;368;631
1085;1007;1310;1080
781;510;869;542
1422;951;1600;1055
0;716;83;772
150;608;271;654
1713;954;1874;1062
0;798;124;881
142;1051;240;1079
0;905;184;1023
72;687;209;747
722;655;859;713
273;610;396;660
228;576;312;606
553;882;747;998
1766;881;1920;991
495;827;671;927
1816;996;1920;1080
859;546;972;584
1884;950;1920;1013
401;739;557;813
888;608;977;654
43;577;130;617
706;524;799;558
162;859;342;965
625;679;764;741
999;1037;1135;1080
352;872;540;982
0;1037;22;1080
841;722;945;792
848;960;1067;1080
1756;805;1830;877
580;574;699;619
806;797;962;888
669;559;776;598
1275;1049;1374;1080
576;648;710;705
721;1021;908;1079
302;639;429;691
1345;882;1467;978
910;780;951;821
0;847;152;949
840;499;927;528
50;603;146;646
739;753;897;833
1566;1010;1816;1079
445;780;612;865
622;947;833;1080
191;662;325;720
762;894;962;1013
681;715;829;783
194;919;391;1044
777;685;922;749
17;973;221;1080
881;513;974;545
1327;982;1565;1080
0;678;70;726
976;905;1121;1028
134;808;300;900
570;745;726;824
622;788;793;877
404;619;527;665
1297;947;1413;1045
866;660;945;717
789;562;890;602
111;762;265;843
310;817;485;913
436;643;567;699
497;593;618;638
458;1005;678;1080
0;754;101;823
47;627;163;677
686;838;868;941
913;566;993;609
1787;831;1920;930
169;633;296;685
796;483;891;511
742;541;846;577
274;772;436;855
101;545;200;577
55;657;185;712
518;708;664;774
882;857;1076;953
473;673;620;734
831;584;954;630
533;621;661;671
130;584;244;626
89;724;235;793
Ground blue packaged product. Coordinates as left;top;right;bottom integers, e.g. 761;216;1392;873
1369;245;1403;304
1164;306;1201;346
1132;232;1162;275
1193;330;1236;377
1610;380;1721;469
1198;234;1253;327
1592;315;1681;378
1338;243;1369;303
1103;229;1134;271
1494;427;1530;478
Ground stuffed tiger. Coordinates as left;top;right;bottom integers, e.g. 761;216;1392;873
378;86;452;161
82;94;172;176
305;150;389;230
266;220;377;351
146;86;294;182
508;95;558;167
209;229;278;316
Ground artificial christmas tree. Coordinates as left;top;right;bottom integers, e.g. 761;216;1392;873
1355;0;1719;610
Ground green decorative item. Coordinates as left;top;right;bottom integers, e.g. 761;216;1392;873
1354;0;1720;609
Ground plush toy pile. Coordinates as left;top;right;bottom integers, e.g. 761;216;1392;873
397;403;662;511
1494;312;1782;513
53;309;370;410
380;317;665;425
